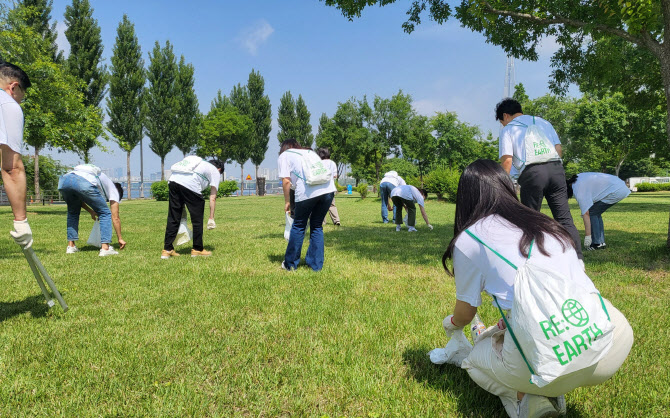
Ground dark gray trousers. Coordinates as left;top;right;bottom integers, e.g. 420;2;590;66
518;161;583;259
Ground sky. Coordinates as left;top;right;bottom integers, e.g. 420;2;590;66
41;0;566;178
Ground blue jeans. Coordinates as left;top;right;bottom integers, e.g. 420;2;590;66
284;192;334;271
58;173;112;244
380;182;396;223
589;201;615;245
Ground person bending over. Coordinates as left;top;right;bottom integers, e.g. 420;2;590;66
441;159;633;417
390;184;432;232
317;147;341;226
379;170;406;223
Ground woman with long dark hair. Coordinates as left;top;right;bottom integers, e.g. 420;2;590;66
440;160;633;418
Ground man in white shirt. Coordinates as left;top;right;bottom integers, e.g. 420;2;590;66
58;164;126;256
0;62;33;249
567;172;631;250
317;147;341;226
496;98;583;260
390;185;433;232
379;170;406;223
162;158;224;259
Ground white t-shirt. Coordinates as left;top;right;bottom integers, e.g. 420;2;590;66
169;160;221;195
572;172;631;215
277;149;336;202
0;89;24;153
453;215;597;310
390;185;425;207
499;115;561;177
324;159;337;180
380;171;406;187
72;170;121;203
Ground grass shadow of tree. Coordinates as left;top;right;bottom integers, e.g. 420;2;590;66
0;294;49;322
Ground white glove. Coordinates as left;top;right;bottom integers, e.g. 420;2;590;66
207;219;216;230
428;224;433;231
584;235;592;247
10;219;33;249
442;314;463;338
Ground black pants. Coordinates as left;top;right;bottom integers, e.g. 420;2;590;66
518;161;583;259
164;182;205;251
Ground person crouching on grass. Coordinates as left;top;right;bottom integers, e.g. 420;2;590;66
390;184;432;232
58;164;126;256
161;158;224;259
278;139;336;271
440;160;633;418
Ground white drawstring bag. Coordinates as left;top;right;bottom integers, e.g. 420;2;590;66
87;220;102;248
175;215;192;246
429;329;473;367
284;212;293;241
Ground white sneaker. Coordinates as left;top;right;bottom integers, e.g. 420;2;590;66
99;246;119;257
408;227;418;232
66;246;79;254
395;225;402;232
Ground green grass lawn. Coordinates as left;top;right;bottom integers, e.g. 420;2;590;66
1;192;669;417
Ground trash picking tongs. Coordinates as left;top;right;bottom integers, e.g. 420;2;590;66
23;247;68;312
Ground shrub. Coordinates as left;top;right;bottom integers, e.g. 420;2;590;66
635;182;670;192
151;181;169;201
217;180;239;197
424;167;461;203
335;180;347;193
355;183;369;198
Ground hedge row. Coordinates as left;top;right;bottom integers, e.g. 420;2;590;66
150;180;239;201
635;182;670;192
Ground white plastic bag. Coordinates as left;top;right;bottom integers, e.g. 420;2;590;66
429;329;473;367
284;212;293;241
87;220;102;248
175;216;192;246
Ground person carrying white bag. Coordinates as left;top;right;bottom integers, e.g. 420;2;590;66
437;160;633;418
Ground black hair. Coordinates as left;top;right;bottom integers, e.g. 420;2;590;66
208;159;225;172
279;139;302;154
114;182;124;201
418;188;427;199
442;159;575;274
0;62;31;90
316;147;330;160
495;98;523;121
566;174;578;199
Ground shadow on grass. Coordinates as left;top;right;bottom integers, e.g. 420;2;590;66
0;294;49;322
402;347;587;417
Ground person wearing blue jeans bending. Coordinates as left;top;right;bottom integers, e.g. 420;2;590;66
278;139;336;271
567;173;630;250
379;170;406;223
58;165;125;256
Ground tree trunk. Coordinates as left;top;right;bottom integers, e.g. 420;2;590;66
139;139;144;199
660;51;670;247
240;163;244;197
161;157;165;181
255;165;259;195
84;149;91;164
127;150;132;200
34;146;40;201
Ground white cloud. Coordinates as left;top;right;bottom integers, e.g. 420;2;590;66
413;98;446;117
55;21;70;58
237;20;274;56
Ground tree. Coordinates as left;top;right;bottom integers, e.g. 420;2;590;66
19;0;61;62
145;40;178;180
198;104;253;179
64;0;106;163
1;4;101;199
322;0;670;245
106;14;144;199
432;111;484;171
247;70;272;194
295;94;313;148
225;83;253;193
401;115;437;184
315;113;344;178
277;91;298;143
174;55;200;156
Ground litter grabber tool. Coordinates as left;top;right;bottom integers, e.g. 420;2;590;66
23;247;68;312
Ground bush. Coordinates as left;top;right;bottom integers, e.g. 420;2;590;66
335;180;347;193
424;167;461;203
217;180;239;197
151;181;169;201
635;182;670;192
355;183;369;198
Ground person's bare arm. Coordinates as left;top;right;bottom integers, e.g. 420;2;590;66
82;202;96;220
0;145;26;220
419;204;430;226
500;155;513;174
110;201;126;249
582;211;591;237
451;300;478;327
282;178;292;212
209;186;217;220
555;144;563;158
